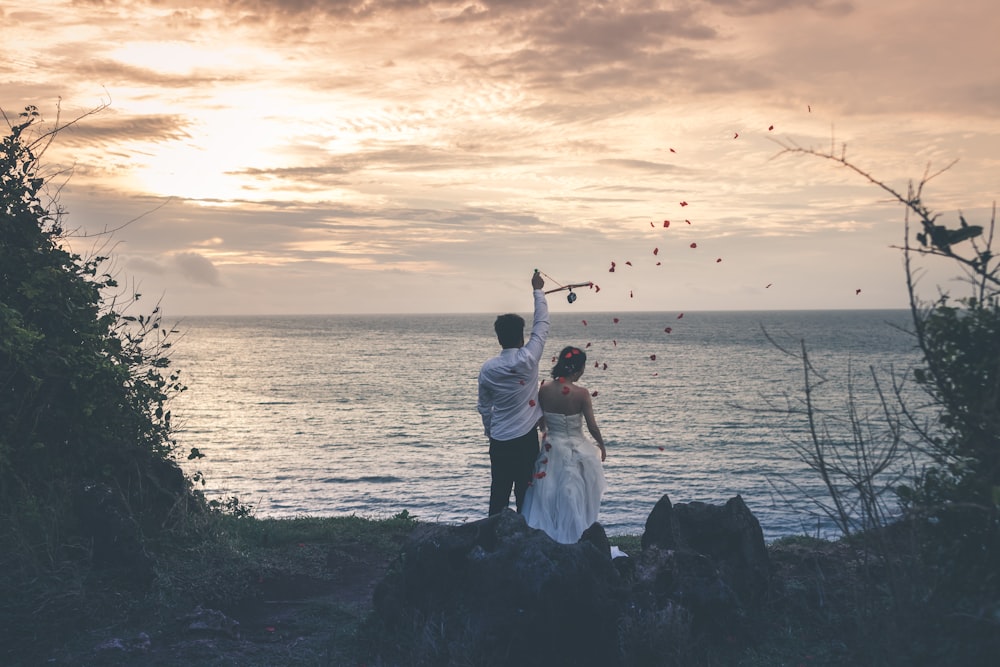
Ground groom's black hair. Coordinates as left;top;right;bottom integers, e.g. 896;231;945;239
494;313;525;349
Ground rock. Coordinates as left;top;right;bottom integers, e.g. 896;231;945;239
374;510;628;666
636;494;770;637
372;496;771;664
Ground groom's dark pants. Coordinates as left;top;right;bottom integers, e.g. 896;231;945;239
488;428;540;515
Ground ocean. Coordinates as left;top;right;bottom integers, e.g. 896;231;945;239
165;309;921;542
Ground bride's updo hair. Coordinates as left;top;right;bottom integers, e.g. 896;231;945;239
551;346;587;379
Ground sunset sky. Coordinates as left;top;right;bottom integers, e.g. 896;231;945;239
3;0;998;316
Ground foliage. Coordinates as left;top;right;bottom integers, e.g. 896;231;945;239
774;139;1000;655
0;105;201;588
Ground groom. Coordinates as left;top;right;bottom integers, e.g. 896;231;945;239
478;270;549;515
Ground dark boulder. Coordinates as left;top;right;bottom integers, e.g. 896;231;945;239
373;510;628;666
636;494;770;637
372;495;771;665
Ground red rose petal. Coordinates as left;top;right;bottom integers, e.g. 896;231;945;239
690;242;697;248
613;317;619;324
650;354;657;361
664;327;672;333
677;313;684;319
591;390;598;397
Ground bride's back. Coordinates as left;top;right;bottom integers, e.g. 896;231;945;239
538;379;588;415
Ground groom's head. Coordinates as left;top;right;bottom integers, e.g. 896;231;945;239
494;313;525;349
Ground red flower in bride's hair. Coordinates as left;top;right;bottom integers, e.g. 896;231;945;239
565;352;574;358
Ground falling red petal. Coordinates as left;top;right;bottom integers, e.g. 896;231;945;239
663;220;670;227
519;379;525;385
716;258;722;263
690;243;697;249
658;446;665;451
591;390;598;397
664;327;672;333
653;247;659;255
582;319;588;326
602;362;608;370
534;471;547;479
652;372;658;376
529;399;536;407
594;361;599;368
545;443;552;451
677;313;684;319
680;201;688;207
541;458;548;464
612;340;617;347
656;261;661;266
594;284;601;293
768;124;774;131
630;290;634;298
613;317;619;323
808;104;812;112
650;354;657;361
856;288;862;295
685;219;691;224
670;148;676;153
650;221;655;227
585;342;591;348
766;283;773;288
625;261;632;266
734;132;739;139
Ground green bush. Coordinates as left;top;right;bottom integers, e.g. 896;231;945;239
0;106;200;577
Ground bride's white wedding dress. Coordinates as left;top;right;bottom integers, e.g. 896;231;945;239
522;411;607;544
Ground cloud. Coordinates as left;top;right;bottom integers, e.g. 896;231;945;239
173;251;222;285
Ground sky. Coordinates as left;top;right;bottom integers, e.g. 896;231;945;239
3;0;999;316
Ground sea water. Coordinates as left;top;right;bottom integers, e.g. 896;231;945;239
166;310;921;541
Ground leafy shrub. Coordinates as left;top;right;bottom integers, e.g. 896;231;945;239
0;106;201;578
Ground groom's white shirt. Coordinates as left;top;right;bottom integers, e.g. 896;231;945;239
477;289;550;441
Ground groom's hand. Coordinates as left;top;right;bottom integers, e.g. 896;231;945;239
531;270;544;290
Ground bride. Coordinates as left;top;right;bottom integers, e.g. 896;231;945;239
522;345;608;544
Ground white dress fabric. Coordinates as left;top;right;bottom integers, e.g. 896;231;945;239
522;412;607;544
